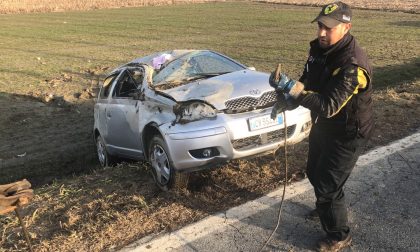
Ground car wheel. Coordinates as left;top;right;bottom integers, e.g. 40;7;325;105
96;135;115;167
149;135;189;191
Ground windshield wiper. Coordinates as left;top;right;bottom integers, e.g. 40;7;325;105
184;71;231;82
155;72;231;88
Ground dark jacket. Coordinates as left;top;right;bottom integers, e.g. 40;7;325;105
298;33;373;138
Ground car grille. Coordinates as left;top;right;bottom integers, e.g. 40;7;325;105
231;125;296;151
225;91;277;113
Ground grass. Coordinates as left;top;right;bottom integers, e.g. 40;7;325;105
0;2;418;99
0;2;419;251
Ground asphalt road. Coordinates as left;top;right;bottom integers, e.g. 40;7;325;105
122;131;420;252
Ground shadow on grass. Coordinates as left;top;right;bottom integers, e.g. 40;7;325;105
0;92;97;186
389;20;420;27
373;57;420;89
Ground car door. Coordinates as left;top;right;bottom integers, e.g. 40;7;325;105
106;68;144;158
95;73;119;143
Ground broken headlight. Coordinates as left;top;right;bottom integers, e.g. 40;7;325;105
174;101;217;124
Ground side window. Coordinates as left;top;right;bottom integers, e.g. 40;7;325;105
113;69;142;98
99;74;118;99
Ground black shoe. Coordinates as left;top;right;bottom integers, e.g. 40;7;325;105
316;235;352;252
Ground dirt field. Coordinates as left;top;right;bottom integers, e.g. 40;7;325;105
0;1;419;251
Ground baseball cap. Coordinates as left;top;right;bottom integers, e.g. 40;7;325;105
312;1;352;28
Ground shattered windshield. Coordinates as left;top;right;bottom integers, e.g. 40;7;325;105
152;51;245;89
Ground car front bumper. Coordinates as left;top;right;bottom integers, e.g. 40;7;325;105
160;106;311;172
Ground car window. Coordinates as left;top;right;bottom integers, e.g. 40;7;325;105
113;69;142;98
99;74;118;99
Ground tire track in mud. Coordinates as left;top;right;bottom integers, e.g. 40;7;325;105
0;93;96;185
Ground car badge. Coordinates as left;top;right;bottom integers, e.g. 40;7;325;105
249;89;261;95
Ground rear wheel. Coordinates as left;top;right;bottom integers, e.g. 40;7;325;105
149;135;189;191
96;135;115;167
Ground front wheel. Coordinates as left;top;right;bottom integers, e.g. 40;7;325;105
96;135;115;167
148;135;189;191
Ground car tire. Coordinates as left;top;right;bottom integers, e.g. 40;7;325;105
96;135;115;167
149;135;189;191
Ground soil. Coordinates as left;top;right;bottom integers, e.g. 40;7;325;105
0;1;419;251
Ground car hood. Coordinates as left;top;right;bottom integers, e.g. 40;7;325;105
160;70;272;110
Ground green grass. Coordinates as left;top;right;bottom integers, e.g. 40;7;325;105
0;2;418;96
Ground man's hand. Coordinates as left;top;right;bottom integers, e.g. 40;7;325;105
270;93;288;119
270;93;301;120
269;72;297;93
271;101;286;120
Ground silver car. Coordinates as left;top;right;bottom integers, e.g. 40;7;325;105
93;50;311;190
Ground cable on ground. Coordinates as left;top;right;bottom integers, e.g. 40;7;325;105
258;109;288;252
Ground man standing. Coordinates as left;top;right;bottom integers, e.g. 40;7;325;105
269;2;373;251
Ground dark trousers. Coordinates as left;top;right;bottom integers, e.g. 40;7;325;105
306;125;366;241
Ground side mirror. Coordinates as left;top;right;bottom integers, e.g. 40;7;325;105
247;66;256;71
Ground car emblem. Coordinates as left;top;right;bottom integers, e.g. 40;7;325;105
249;89;261;95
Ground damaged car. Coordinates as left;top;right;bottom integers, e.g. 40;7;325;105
93;50;311;190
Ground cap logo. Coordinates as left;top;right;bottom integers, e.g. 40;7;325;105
342;15;351;21
324;4;338;15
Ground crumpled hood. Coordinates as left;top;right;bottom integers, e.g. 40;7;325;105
160;70;272;110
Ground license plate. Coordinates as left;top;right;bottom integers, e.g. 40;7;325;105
248;114;283;131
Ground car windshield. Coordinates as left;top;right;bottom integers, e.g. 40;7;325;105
152;51;245;90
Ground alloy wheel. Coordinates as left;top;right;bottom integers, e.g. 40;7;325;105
150;144;171;186
96;137;107;167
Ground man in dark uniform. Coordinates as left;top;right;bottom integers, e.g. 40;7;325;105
269;2;373;251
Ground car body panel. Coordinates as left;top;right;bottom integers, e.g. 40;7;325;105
105;98;142;158
161;70;272;110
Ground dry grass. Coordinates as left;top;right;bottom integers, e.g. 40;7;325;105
367;81;420;148
0;0;217;14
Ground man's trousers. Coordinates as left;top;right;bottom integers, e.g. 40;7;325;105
306;125;367;241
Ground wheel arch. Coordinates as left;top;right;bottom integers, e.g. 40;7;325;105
142;123;164;161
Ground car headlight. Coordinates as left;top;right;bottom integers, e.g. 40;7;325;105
174;101;217;124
